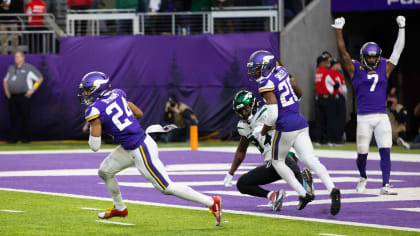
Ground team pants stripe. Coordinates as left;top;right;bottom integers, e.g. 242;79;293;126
272;130;281;160
139;144;168;190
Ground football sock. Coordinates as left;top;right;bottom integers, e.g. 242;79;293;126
356;153;368;178
271;160;307;196
165;183;214;207
379;148;391;186
103;176;126;210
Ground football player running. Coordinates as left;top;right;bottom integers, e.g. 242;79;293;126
79;71;222;226
332;16;405;195
223;90;314;212
247;51;341;215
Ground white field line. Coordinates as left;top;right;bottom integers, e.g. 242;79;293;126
391;208;420;213
96;220;134;226
319;233;348;236
81;207;103;211
0;147;418;162
0;187;419;233
0;209;24;213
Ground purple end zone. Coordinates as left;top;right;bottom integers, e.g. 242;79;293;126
0;150;419;230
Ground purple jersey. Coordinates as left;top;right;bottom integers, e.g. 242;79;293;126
352;58;388;114
85;89;146;150
258;66;308;132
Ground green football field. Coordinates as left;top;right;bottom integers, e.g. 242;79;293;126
1;190;419;236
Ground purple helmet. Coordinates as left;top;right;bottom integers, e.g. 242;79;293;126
360;42;382;70
247;50;276;82
78;71;110;105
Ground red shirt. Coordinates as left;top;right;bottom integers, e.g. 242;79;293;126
330;69;346;95
25;0;47;26
67;0;93;8
314;66;334;95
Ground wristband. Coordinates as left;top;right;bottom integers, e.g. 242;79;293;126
34;82;40;89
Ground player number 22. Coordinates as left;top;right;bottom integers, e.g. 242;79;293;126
367;74;378;92
105;97;133;131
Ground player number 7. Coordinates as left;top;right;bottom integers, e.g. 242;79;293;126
367;74;378;92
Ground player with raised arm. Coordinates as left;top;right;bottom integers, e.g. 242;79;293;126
246;50;341;215
79;71;222;226
332;16;405;195
223;90;314;211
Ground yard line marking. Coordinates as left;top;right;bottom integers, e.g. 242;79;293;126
320;233;348;236
96;220;134;226
0;209;24;213
392;208;420;213
81;207;103;211
1;187;419;233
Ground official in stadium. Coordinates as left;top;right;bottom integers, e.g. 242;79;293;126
3;51;43;143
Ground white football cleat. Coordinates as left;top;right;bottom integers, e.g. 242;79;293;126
356;177;367;193
380;184;398;195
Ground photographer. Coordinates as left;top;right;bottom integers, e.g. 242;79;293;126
163;95;199;142
386;94;408;147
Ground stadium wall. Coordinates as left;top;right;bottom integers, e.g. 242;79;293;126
0;33;279;141
279;0;340;121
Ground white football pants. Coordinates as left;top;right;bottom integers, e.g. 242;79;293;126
356;113;392;154
98;135;214;208
270;127;335;196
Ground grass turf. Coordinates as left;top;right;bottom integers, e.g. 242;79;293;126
1;190;418;236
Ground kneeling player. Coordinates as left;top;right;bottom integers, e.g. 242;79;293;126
223;90;314;211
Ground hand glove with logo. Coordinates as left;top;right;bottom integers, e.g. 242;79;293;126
224;173;233;187
331;17;345;29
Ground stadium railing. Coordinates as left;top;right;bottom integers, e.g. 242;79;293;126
65;6;282;36
0;13;61;54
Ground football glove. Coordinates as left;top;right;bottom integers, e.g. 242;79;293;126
396;15;405;28
331;17;345;29
224;173;233;187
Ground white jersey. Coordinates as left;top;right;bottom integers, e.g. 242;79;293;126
237;105;274;154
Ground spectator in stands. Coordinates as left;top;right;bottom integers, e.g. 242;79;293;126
312;54;335;146
162;94;199;142
2;51;43;143
0;0;20;54
212;0;234;34
25;0;47;54
116;0;138;34
396;102;420;149
386;93;408;148
330;59;347;145
67;0;93;35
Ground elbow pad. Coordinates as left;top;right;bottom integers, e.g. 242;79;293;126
389;28;405;65
89;135;101;152
265;104;278;127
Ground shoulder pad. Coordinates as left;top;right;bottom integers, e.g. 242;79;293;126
85;106;100;122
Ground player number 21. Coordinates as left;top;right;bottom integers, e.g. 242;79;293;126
105;97;133;131
367;74;378;92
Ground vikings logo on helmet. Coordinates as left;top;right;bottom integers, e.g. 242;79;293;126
247;50;276;82
233;90;258;121
360;42;382;71
78;71;111;105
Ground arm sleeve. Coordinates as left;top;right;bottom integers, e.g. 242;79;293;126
3;72;10;82
265;104;278;127
389;28;405;66
325;74;335;94
28;64;43;78
89;135;101;152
